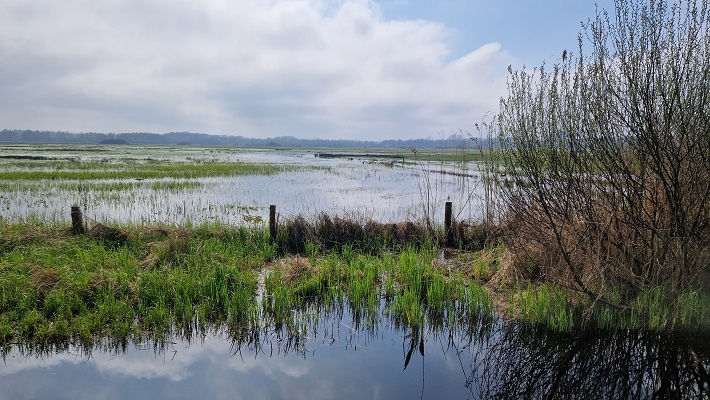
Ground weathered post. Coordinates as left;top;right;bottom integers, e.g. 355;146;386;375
71;206;86;235
269;204;277;241
444;201;453;247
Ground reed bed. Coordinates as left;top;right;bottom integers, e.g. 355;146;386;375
274;213;502;254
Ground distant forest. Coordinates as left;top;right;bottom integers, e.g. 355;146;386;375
0;129;488;150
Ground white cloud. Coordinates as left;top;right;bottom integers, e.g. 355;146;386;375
0;0;511;140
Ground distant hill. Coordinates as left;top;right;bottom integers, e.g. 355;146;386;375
0;129;491;150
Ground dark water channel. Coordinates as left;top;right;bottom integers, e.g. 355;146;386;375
2;308;707;400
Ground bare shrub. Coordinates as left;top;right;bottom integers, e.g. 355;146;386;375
497;0;709;303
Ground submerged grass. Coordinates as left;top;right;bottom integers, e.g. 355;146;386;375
315;148;486;163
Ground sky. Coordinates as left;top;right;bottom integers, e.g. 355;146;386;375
0;0;616;141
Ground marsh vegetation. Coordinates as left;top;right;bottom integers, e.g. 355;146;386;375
0;144;487;226
0;0;708;397
0;221;707;399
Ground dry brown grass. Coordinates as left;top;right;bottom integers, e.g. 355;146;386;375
393;221;428;245
498;189;709;303
29;266;60;294
87;222;129;246
452;220;503;251
0;224;70;253
431;246;503;282
276;214;503;255
279;256;317;285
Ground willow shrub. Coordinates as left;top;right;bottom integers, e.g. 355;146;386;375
496;0;709;307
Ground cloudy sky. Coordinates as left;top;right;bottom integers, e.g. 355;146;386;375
0;0;614;141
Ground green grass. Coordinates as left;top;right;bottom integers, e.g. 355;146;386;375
0;159;302;181
0;223;270;345
0;221;706;349
589;285;710;331
515;284;575;332
507;282;710;332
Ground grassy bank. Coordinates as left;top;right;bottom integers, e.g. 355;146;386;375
0;221;707;350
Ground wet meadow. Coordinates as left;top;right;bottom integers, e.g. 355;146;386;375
0;144;707;399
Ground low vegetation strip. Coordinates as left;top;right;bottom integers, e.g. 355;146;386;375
0;218;707;351
315;149;485;163
0;159;303;181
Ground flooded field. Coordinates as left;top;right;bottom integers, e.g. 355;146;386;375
0;144;488;226
1;144;707;399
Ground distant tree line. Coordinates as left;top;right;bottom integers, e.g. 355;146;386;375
0;129;491;150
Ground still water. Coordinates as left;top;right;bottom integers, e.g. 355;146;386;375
2;307;708;400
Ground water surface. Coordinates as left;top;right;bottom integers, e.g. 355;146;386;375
2;309;707;400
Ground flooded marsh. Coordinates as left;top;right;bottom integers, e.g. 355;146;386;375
0;144;707;399
0;144;488;226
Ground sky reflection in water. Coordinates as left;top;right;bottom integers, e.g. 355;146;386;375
2;308;708;400
3;317;474;400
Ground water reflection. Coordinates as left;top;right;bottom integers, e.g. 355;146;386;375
461;323;709;399
2;308;707;400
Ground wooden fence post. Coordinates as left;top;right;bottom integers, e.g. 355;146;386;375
71;206;86;235
269;205;277;241
445;201;453;247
